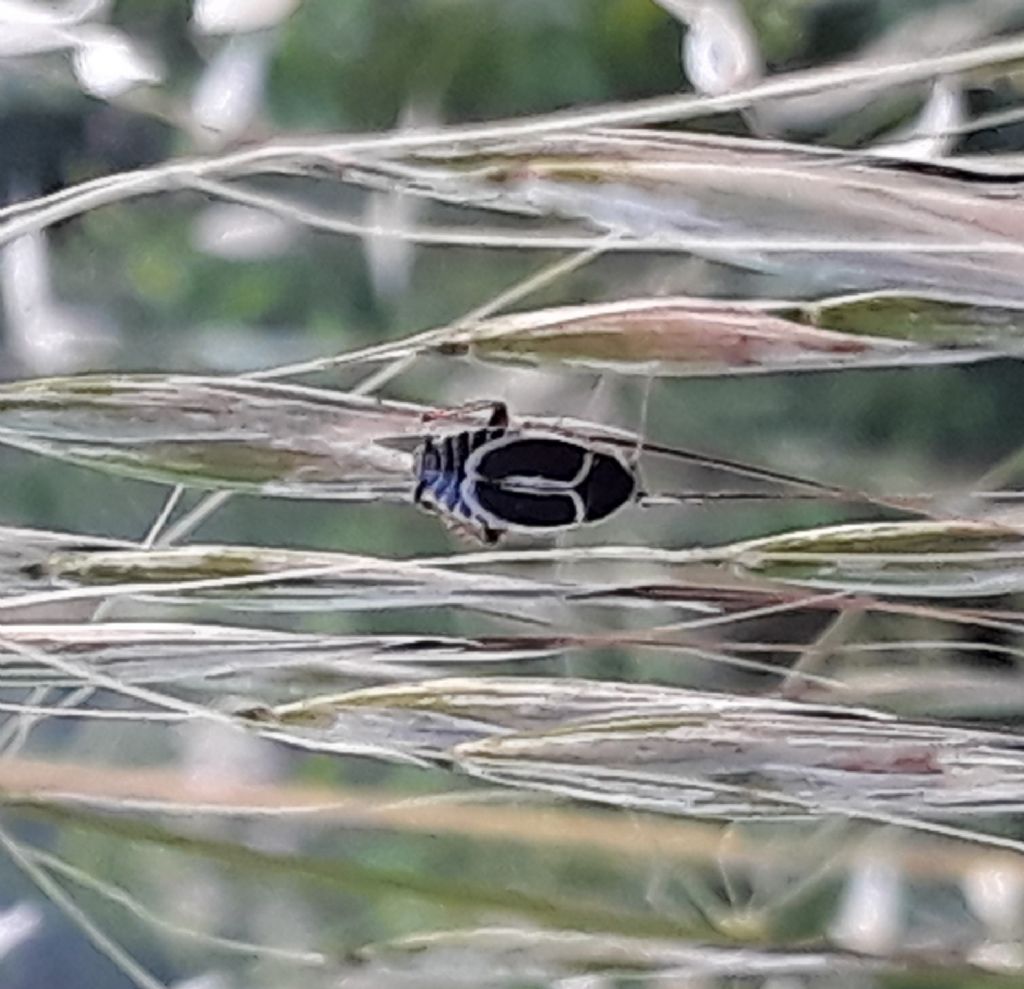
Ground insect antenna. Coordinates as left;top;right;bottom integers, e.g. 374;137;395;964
587;377;917;516
583;426;894;511
421;399;508;429
628;366;656;503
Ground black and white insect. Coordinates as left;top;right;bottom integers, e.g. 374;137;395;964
413;401;638;543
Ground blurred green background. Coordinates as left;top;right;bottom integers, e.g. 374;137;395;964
3;1;1024;987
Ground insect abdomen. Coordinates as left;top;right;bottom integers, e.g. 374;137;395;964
465;434;636;529
471;483;581;527
578;449;637;522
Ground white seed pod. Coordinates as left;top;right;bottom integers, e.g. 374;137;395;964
0;903;42;962
192;0;300;35
872;75;965;161
829;851;905;956
71;24;162;100
190;33;274;145
192;203;298;261
677;1;762;97
963;860;1024;941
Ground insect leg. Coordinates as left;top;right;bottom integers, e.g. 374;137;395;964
480;524;503;545
421;400;509;427
630;367;656;502
486;401;509;428
631;368;655;468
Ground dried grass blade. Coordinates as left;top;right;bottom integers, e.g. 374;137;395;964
0;375;422;498
436;293;1024;376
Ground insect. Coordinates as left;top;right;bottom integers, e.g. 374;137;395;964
413;401;638;543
